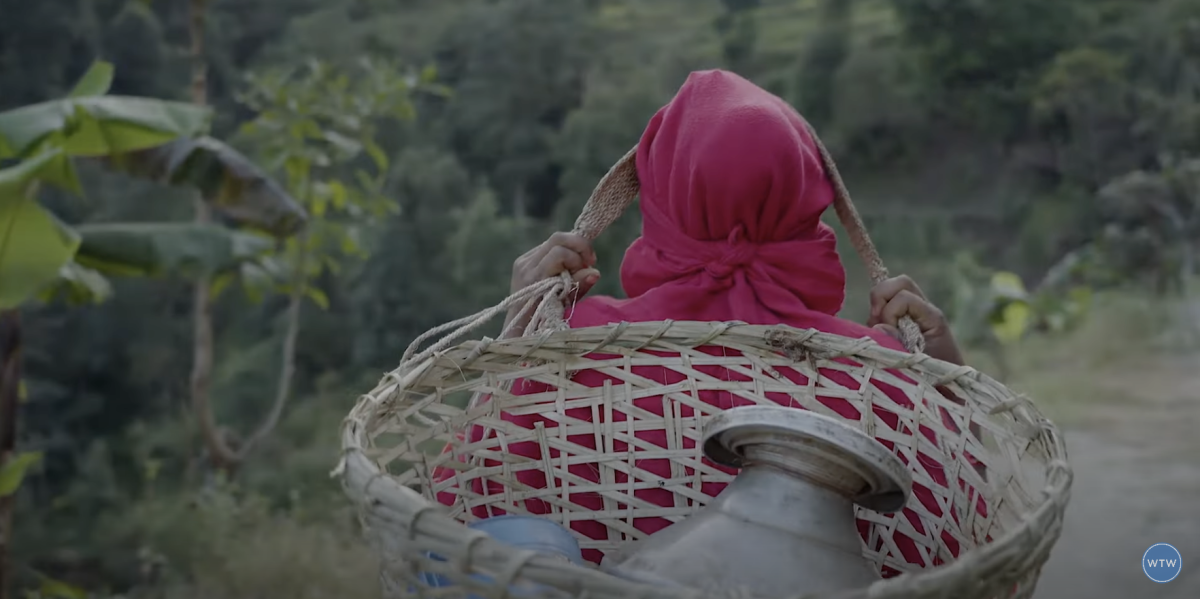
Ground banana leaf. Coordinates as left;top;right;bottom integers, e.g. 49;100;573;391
0;452;42;496
0;95;211;158
0;149;81;198
38;261;114;305
74;222;275;279
0;194;81;310
68;61;115;99
101;137;307;237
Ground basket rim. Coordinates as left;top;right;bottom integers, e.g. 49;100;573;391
337;320;1074;599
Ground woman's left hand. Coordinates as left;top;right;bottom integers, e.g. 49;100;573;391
868;275;965;365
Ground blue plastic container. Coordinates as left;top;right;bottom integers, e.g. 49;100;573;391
418;515;584;593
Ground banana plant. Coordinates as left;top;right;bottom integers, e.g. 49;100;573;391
0;60;305;599
0;61;305;309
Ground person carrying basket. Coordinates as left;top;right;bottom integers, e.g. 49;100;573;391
433;69;987;577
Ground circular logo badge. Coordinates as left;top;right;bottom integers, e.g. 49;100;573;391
1143;543;1182;583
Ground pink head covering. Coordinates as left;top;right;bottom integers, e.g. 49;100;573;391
567;69;901;350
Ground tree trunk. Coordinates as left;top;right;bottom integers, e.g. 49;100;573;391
238;237;308;456
187;0;239;472
0;309;22;599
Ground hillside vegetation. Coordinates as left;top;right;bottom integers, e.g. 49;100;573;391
3;0;1199;597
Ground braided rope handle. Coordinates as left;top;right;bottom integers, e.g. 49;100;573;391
401;123;924;367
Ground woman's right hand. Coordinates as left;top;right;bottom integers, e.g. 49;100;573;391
503;232;601;336
868;275;965;365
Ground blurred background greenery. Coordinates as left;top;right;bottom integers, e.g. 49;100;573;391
3;0;1200;597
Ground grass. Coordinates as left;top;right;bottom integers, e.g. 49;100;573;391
969;289;1198;425
96;491;380;599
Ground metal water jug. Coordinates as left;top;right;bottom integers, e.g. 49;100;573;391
602;405;913;596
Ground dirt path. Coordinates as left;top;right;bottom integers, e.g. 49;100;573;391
1032;357;1200;599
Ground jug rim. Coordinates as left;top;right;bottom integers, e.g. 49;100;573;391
701;406;913;512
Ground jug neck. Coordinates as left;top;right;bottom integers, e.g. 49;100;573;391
718;459;862;552
740;441;869;501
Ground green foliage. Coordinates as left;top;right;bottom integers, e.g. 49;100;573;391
0;149;80;197
1074;157;1200;297
347;146;500;366
792;0;851;127
0;452;43;496
23;576;88;599
74;223;274;279
0;183;80;310
101;137;307;237
946;252;1095;352
67;60;115;99
1031;47;1143;187
95;486;378;599
37;262;114;306
0;95;210;159
220;58;420;305
714;1;760;73
1033;48;1130;120
0;64;201;308
0;61;303;309
435;0;595;216
987;272;1034;345
890;0;1085;132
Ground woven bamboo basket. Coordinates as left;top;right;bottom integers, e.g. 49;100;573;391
336;124;1073;599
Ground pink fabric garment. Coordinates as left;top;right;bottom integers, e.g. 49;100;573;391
435;70;988;573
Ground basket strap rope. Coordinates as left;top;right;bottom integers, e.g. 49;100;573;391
401;121;925;367
570;144;640;242
805;124;925;353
